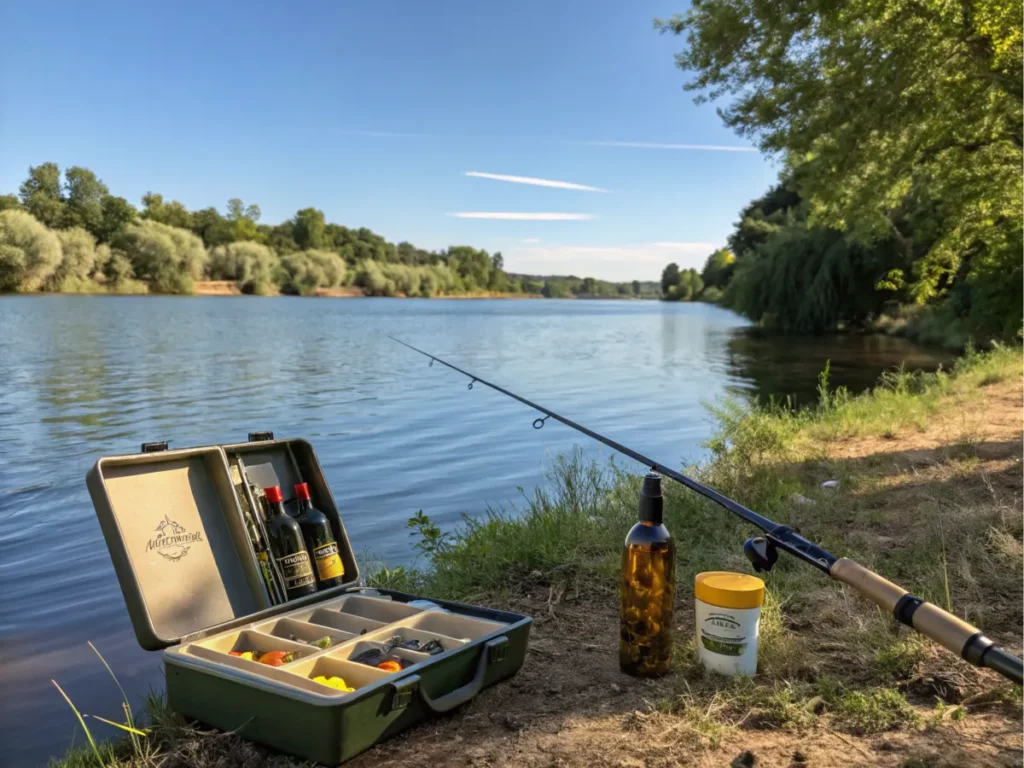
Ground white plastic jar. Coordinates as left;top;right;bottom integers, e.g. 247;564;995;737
694;571;765;676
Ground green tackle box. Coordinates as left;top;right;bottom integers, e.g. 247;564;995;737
86;435;532;765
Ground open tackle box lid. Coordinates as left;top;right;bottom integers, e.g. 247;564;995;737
86;434;361;650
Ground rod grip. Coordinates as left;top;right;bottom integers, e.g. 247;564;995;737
829;558;977;658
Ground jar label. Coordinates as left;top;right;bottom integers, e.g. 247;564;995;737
700;612;747;656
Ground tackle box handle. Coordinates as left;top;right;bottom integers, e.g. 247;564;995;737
390;636;509;714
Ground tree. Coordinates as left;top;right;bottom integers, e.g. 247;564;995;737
632;280;641;296
208;241;278;294
701;248;735;290
96;195;137;242
279;249;345;295
0;194;21;212
51;228;100;291
226;198;264;243
677;268;704;300
293;208;326;250
0;209;63;291
62;166;109;234
115;220;207;294
659;1;1023;320
660;262;680;294
19;163;65;227
141;193;194;229
191;207;234;248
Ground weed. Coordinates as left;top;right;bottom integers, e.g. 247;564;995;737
831;688;919;734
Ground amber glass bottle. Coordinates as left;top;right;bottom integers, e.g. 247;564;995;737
619;471;676;677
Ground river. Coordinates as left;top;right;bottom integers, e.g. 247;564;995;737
0;296;951;765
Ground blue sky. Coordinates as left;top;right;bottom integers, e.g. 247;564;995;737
0;0;778;281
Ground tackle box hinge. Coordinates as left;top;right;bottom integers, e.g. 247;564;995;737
248;431;275;442
141;441;169;453
487;636;509;664
389;674;420;713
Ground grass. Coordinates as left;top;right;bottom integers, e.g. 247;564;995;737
52;345;1023;765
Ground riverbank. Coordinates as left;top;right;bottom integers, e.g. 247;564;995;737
51;347;1022;767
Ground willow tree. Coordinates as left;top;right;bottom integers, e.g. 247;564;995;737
0;210;63;291
115;220;208;294
660;0;1023;334
209;241;279;294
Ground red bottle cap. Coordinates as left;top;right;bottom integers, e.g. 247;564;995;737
294;482;311;501
264;485;283;503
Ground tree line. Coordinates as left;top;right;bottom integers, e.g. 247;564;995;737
656;1;1022;346
0;163;649;299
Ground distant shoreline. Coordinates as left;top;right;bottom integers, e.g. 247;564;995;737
191;281;549;299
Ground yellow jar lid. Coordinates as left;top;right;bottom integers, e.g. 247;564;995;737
695;571;765;609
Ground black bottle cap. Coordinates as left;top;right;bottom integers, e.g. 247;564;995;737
639;471;664;524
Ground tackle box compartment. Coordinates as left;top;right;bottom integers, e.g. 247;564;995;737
86;435;531;765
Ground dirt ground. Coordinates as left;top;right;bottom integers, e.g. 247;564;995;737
348;379;1024;768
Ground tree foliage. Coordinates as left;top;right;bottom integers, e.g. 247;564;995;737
701;248;735;290
279;249;346;295
208;241;279;295
115;220;207;294
0;209;63;291
659;0;1023;339
51;227;100;291
3;162;654;300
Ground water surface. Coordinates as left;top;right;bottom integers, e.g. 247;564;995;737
0;296;950;765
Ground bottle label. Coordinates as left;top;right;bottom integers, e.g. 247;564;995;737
277;551;316;591
312;541;345;581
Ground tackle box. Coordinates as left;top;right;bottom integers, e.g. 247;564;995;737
86;435;531;765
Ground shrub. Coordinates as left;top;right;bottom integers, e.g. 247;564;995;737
0;209;63;291
51;227;99;291
279;249;346;295
208;241;279;294
115;220;207;294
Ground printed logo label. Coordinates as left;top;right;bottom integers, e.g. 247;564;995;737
278;551;316;591
146;515;204;562
313;541;345;581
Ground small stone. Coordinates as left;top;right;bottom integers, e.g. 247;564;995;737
731;750;756;768
610;683;622;694
792;493;816;506
792;751;808;763
821;480;840;489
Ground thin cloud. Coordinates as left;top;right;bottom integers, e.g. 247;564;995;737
582;140;756;153
514;242;717;264
448;212;594;221
464;171;609;193
523;238;541;243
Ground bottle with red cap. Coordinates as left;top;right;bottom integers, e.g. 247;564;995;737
294;482;346;589
264;485;318;600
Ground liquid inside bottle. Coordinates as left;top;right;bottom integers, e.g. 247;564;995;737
294;482;346;589
264;485;318;600
619;471;676;677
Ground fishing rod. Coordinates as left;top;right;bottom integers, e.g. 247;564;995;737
388;336;1023;686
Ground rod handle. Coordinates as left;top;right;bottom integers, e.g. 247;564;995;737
830;558;986;665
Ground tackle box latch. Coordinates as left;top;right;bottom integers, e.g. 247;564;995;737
487;635;509;664
141;441;169;453
388;674;420;713
248;431;275;442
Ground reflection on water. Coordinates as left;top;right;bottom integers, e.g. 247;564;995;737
725;330;955;406
0;296;950;766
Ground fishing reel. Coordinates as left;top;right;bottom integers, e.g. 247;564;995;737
743;536;779;572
